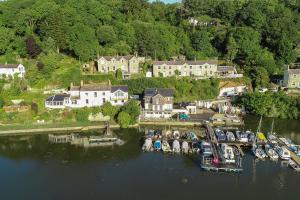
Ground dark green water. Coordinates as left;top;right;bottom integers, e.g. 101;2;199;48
0;116;299;200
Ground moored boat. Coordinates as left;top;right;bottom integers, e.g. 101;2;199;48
252;144;267;159
172;139;181;153
154;140;162;151
201;141;213;156
215;129;226;141
226;131;235;142
142;138;153;152
265;144;279;160
220;143;235;164
182;141;189;154
289;159;300;172
162;140;172;153
274;145;291;160
236;131;248;142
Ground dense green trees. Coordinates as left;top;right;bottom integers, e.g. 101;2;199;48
0;0;299;90
235;92;300;119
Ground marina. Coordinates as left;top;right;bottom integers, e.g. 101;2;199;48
141;118;300;173
0;116;300;200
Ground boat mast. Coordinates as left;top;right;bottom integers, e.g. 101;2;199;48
270;119;274;135
256;116;263;134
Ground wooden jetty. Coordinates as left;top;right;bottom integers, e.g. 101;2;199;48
275;137;300;166
202;123;244;172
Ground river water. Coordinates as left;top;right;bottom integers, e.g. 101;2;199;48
0;116;299;200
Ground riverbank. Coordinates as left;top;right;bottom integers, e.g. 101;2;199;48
0;120;204;136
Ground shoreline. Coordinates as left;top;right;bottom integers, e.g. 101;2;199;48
0;121;203;137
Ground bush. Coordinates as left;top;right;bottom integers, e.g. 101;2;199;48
100;102;120;119
117;111;131;128
74;108;90;122
121;100;140;124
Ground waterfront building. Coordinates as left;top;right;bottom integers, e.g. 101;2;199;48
284;68;300;89
0;63;26;78
219;81;247;97
141;88;174;119
152;60;240;78
96;55;145;77
45;81;128;109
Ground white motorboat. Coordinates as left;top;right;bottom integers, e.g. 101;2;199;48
226;131;235;141
162;140;172;153
252;144;267;159
182;141;189;154
172;139;181;153
220;144;235;164
289;159;300;172
173;130;180;139
200;141;213;156
142;138;153;152
265;144;279;160
275;145;291;160
236;131;248;142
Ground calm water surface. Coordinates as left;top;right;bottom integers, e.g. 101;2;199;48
0;116;299;200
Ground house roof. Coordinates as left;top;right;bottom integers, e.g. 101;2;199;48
217;66;235;72
144;88;174;97
153;60;218;66
287;69;300;75
0;64;20;69
46;94;70;102
81;84;111;91
111;85;128;93
98;55;136;61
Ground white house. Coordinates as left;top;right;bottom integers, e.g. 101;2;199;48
0;63;26;78
219;85;247;97
45;82;128;109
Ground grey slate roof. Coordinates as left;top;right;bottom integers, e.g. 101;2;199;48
111;85;128;93
0;64;19;69
70;84;111;91
217;66;235;72
153;60;218;66
144;88;173;97
287;69;300;75
46;94;70;102
99;55;135;61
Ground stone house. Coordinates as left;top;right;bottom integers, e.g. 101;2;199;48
283;68;300;89
96;55;145;76
0;63;26;78
141;88;174;119
152;60;218;78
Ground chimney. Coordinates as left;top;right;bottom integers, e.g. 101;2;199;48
80;80;84;86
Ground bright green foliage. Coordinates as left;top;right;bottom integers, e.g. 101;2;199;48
117;111;131;128
100;102;120;119
248;67;270;89
115;69;123;80
236;92;300;119
121;100;141;124
74;108;90;122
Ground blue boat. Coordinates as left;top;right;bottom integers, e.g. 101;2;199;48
215;129;226;141
154;140;162;151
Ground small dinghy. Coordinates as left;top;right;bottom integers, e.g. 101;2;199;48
172;139;181;153
265;144;279;160
289;159;300;172
154;140;162;151
186;132;198;141
162;140;172;153
182;141;189;154
142;138;153;152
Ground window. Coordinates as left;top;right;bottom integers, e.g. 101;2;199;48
115;100;117;103
94;92;97;97
169;71;171;75
102;92;105;95
122;100;125;103
86;99;89;104
190;66;192;69
72;100;77;105
113;66;116;70
169;66;171;69
158;66;161;69
85;93;88;96
103;98;106;103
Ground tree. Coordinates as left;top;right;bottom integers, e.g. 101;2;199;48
121;100;140;124
96;25;117;46
115;69;123;80
100;102;119;119
0;96;4;109
191;30;217;58
249;67;270;89
117;111;131;128
67;24;98;61
225;35;238;62
0;27;14;55
26;36;42;58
